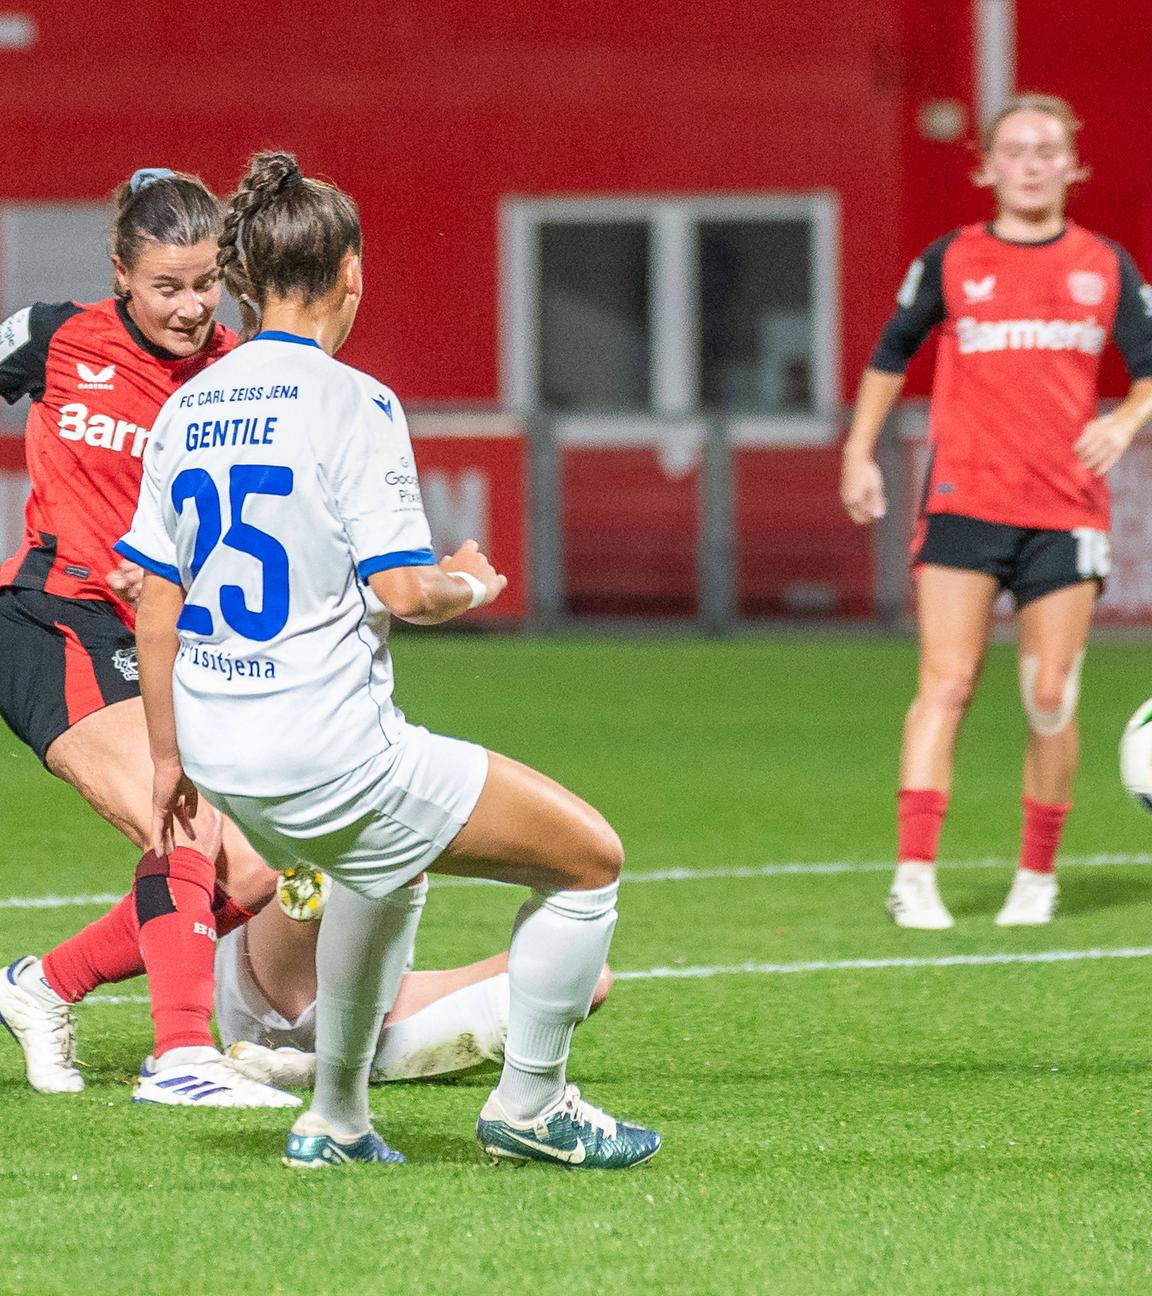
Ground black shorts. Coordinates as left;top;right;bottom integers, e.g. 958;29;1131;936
914;513;1109;609
0;587;140;765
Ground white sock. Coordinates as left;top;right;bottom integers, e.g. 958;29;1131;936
310;878;427;1137
154;1045;220;1070
15;958;69;1008
495;882;618;1122
372;973;509;1081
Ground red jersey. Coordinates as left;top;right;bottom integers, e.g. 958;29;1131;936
871;222;1152;532
0;297;235;627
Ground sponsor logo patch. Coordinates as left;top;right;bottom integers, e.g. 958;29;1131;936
58;403;151;457
896;259;925;309
1067;271;1106;306
956;316;1106;356
111;647;139;681
0;307;31;364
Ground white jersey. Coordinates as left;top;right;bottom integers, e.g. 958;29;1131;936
118;331;435;796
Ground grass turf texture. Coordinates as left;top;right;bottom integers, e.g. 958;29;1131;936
2;636;1152;1295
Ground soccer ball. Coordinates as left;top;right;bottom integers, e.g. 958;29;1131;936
1120;699;1152;813
276;866;333;921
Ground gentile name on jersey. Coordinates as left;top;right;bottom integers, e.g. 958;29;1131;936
58;401;151;457
956;316;1106;356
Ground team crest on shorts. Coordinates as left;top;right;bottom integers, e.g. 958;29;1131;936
1067;271;1106;306
112;647;139;681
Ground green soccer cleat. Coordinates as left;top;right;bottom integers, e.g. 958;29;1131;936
476;1084;660;1170
282;1113;406;1168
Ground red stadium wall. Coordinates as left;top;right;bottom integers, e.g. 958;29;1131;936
5;4;1152;621
0;0;910;402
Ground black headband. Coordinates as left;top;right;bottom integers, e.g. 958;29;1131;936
279;170;304;193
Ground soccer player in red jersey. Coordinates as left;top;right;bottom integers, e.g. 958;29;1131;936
841;94;1152;929
0;169;296;1105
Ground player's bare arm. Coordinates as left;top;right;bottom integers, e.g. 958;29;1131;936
841;367;905;524
1074;377;1152;476
369;538;506;625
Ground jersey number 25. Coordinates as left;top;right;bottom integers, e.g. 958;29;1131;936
171;465;293;642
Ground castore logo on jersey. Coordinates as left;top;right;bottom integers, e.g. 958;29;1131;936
76;363;116;391
962;276;996;303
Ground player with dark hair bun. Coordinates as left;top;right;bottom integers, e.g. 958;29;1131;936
0;167;297;1107
132;150;660;1168
842;94;1152;929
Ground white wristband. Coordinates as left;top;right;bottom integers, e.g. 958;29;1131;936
450;570;487;609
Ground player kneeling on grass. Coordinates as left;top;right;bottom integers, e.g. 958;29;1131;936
220;870;612;1086
129;150;659;1171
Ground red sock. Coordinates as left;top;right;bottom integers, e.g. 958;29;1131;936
42;894;145;1003
211;885;257;938
898;788;949;864
135;847;218;1057
1020;797;1070;874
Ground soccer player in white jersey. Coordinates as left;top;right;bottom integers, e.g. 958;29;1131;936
121;150;659;1170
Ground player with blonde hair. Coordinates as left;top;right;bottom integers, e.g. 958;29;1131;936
842;94;1152;929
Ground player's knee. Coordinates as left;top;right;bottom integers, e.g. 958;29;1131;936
221;857;279;911
588;963;613;1014
1020;652;1083;737
587;818;624;887
567;815;623;890
920;668;978;714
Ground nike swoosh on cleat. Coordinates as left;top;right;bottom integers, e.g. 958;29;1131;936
501;1129;587;1164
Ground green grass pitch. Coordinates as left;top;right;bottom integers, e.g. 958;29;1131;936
2;635;1152;1296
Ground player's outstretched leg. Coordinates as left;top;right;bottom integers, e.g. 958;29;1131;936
436;752;660;1170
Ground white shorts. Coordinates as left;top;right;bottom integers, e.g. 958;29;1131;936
214;926;317;1050
203;722;489;900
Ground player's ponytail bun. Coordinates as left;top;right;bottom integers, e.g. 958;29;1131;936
110;169;223;296
218;150;361;339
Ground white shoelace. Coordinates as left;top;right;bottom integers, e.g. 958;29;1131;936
562;1086;618;1139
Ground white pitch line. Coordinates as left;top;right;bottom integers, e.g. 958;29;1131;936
6;853;1152;910
83;943;1152;1006
613;946;1152;980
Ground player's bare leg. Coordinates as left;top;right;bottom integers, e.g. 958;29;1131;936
46;697;277;907
425;751;658;1169
888;566;1000;929
997;580;1097;926
0;697;284;1101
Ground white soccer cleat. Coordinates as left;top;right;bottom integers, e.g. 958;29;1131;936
886;862;955;930
0;956;83;1094
995;869;1058;926
227;1041;317;1087
133;1051;302;1107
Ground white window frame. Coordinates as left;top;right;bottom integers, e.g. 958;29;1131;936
500;193;841;441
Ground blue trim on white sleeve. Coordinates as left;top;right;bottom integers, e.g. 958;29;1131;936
113;540;182;585
252;330;323;348
357;549;437;580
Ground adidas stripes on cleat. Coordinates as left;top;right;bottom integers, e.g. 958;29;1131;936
133;1053;302;1107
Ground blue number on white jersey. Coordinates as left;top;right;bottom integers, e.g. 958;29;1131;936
172;464;294;642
